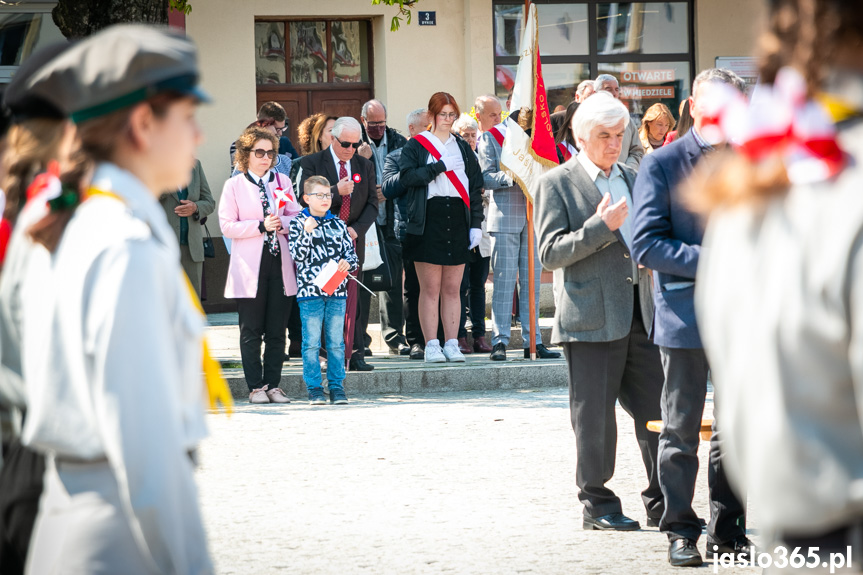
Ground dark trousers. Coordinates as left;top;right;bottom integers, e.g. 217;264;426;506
236;248;291;391
0;439;44;575
403;256;422;346
458;254;490;339
379;237;406;347
562;295;664;519
287;298;302;348
351;269;369;361
658;347;746;543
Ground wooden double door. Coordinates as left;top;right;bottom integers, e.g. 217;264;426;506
256;86;372;151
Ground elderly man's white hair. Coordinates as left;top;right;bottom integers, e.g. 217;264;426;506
452;113;478;134
571;91;629;144
474;94;500;114
331;116;362;139
405;108;427;130
593;73;618;92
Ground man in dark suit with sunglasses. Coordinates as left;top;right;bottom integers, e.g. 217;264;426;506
299;116;378;371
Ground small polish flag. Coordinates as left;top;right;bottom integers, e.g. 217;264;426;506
273;188;292;211
352;173;361;184
312;260;348;295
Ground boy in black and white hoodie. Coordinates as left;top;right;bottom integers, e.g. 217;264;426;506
289;175;358;405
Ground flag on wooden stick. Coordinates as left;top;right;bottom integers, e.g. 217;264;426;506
500;2;559;203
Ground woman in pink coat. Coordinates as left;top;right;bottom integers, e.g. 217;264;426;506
220;127;301;404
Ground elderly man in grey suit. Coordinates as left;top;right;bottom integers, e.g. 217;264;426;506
534;92;664;531
476;96;560;361
159;159;215;297
593;74;644;170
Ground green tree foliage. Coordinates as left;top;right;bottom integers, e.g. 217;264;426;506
53;0;170;38
371;0;422;31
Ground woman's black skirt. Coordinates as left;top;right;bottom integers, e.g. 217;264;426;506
403;197;469;266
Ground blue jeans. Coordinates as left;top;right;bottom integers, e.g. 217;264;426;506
298;297;347;391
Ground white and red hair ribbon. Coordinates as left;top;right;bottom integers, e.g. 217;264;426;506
708;67;845;184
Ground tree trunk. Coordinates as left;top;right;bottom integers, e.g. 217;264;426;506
53;0;170;39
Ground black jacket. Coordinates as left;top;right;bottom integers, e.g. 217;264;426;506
396;134;483;237
382;148;407;241
298;148;378;264
362;125;407;234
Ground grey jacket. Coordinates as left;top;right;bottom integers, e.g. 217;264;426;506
534;158;653;344
159;160;215;262
477;131;526;234
619;118;645;171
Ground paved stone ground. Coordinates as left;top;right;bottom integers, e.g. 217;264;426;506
196;388;757;574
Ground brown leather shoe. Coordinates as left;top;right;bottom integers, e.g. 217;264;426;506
457;337;473;354
265;387;291;404
473;336;492;353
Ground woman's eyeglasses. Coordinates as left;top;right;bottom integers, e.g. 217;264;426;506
437;112;459;120
251;148;277;159
334;136;362;150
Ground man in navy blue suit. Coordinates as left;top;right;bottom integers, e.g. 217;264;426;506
631;69;751;567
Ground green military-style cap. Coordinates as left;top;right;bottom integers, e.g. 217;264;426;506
25;23;210;125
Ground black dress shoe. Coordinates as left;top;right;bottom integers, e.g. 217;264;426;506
388;343;410;356
668;539;703;567
349;357;374;372
583;512;640;531
705;536;754;562
364;348;372;357
409;344;424;360
646;515;662;528
524;344;562;359
490;342;507;361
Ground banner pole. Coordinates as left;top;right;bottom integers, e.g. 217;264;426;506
525;0;537;361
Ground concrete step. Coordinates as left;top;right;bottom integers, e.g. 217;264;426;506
366;280;557;321
221;352;568;400
206;316;556;359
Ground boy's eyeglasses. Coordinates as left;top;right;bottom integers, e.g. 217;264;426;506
334;136;361;150
307;192;333;200
251;148;276;159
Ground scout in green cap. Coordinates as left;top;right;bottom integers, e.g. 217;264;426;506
18;24;227;575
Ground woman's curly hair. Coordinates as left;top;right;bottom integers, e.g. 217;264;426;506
233;127;279;174
297;113;337;156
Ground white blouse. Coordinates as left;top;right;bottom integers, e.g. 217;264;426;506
425;132;466;200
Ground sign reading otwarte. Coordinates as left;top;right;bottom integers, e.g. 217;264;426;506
500;2;558;203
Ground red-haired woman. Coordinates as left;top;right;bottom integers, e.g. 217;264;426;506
398;92;484;364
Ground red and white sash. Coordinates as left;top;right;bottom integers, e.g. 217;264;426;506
557;141;577;162
413;131;470;207
488;123;507;147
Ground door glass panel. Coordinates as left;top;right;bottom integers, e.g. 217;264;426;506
597;3;688;55
0;13;65;66
290;21;327;84
596;61;690;123
254;22;286;85
332;21;369;83
493;4;523;57
537;4;588;56
543;63;591;111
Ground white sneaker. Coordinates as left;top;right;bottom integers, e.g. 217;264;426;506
442;340;466;363
424;341;446;363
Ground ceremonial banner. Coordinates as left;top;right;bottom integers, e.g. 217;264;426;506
500;2;558;203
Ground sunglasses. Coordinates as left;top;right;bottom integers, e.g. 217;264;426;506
334;136;361;150
251;148;276;159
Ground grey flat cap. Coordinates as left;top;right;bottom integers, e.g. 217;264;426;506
4;41;76;120
25;24;210;124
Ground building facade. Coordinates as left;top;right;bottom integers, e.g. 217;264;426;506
0;0;763;310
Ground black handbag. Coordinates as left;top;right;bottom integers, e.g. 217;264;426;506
202;218;215;259
362;223;393;292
